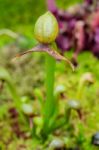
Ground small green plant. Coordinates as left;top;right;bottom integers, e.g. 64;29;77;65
0;68;26;123
0;68;22;110
76;72;94;100
0;67;33;126
14;11;74;140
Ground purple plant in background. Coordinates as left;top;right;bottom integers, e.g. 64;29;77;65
85;0;93;5
46;0;99;64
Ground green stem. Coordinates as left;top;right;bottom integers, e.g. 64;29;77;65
6;81;26;123
43;44;57;135
0;68;25;123
6;80;22;109
44;54;56;120
45;54;56;114
76;82;84;100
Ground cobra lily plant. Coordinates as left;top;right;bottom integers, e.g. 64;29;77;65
14;11;74;139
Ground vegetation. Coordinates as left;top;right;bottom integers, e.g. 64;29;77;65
0;0;99;150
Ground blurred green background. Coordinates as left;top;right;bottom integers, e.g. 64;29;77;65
0;0;83;35
0;0;99;150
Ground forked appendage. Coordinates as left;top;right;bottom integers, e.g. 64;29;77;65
13;44;74;71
